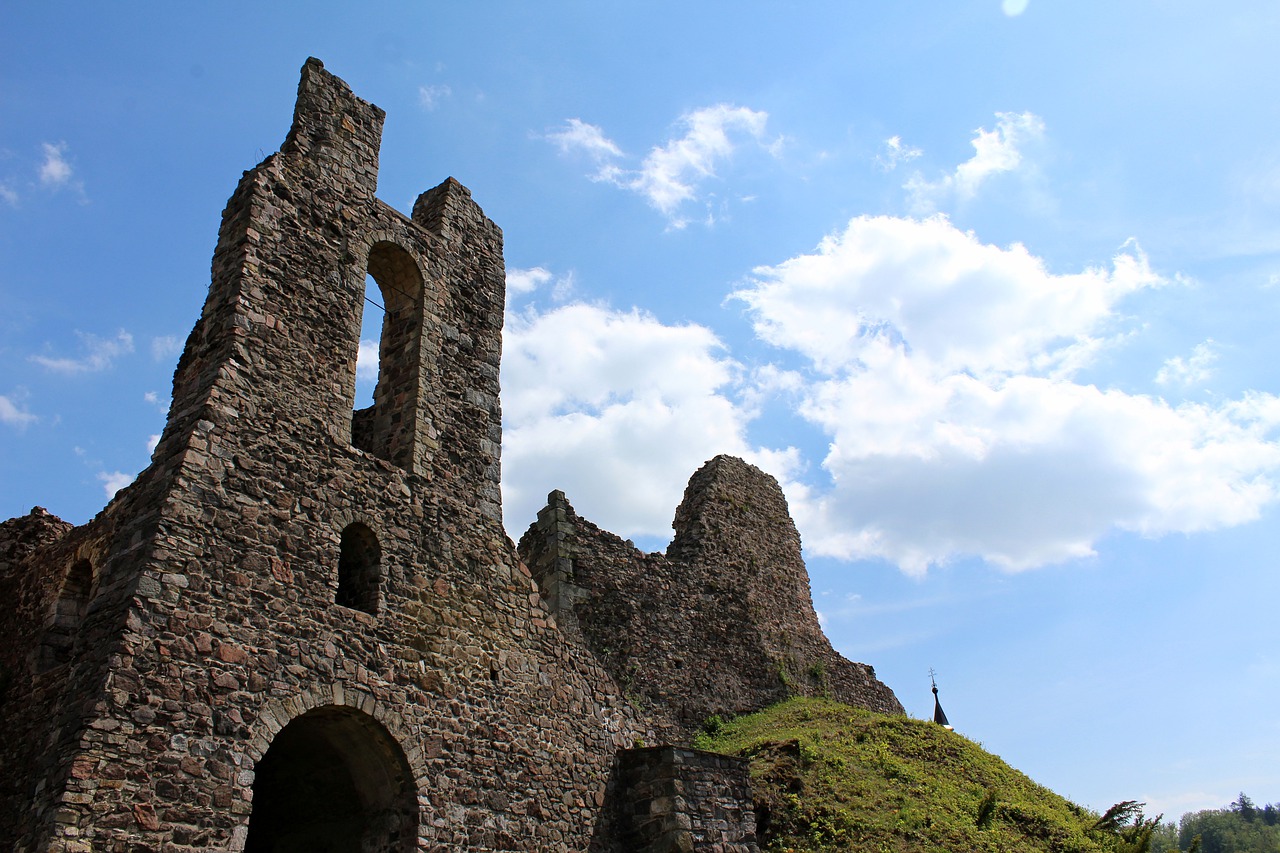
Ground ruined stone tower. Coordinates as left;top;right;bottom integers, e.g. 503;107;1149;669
0;59;899;851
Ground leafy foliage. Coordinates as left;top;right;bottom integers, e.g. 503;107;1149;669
1170;793;1280;853
695;697;1165;852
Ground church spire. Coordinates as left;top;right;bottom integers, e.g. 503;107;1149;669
930;669;953;730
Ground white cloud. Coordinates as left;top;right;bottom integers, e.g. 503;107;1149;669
550;106;777;227
418;84;452;110
39;142;73;187
1156;340;1218;387
906;112;1045;212
734;215;1280;574
98;470;134;498
500;295;787;538
506;266;553;298
1002;0;1029;16
506;266;576;305
150;335;182;361
0;394;36;427
143;391;169;413
547;118;624;169
356;340;379;381
146;433;161;455
877;135;922;171
0;180;17;206
31;330;134;374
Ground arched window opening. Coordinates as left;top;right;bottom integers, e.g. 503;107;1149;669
244;706;418;852
350;241;424;470
336;523;381;614
38;558;94;672
353;273;381;410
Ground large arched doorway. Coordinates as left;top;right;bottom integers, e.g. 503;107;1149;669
244;705;418;852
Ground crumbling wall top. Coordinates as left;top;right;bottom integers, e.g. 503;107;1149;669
280;57;385;195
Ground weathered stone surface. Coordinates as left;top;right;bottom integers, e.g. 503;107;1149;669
0;58;899;852
519;455;904;742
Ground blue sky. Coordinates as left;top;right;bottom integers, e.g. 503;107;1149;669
3;1;1278;821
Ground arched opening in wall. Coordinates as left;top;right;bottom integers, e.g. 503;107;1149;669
244;705;418;853
37;558;94;672
354;273;381;410
350;241;424;470
336;522;381;614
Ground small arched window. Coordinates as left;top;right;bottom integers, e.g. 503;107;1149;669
336;524;381;615
38;558;94;672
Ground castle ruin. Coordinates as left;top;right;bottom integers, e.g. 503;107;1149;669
0;59;901;852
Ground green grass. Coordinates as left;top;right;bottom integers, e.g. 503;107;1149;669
693;697;1125;853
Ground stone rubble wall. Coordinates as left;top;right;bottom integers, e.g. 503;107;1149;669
614;747;759;853
0;58;649;852
519;455;904;743
0;58;902;852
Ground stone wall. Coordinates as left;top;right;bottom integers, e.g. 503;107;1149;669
518;455;904;742
0;58;902;852
613;747;759;853
0;58;649;852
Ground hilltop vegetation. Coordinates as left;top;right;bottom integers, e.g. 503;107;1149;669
693;697;1160;852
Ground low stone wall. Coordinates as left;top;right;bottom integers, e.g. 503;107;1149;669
615;746;758;853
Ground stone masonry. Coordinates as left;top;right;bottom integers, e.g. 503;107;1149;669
0;59;900;851
518;456;902;743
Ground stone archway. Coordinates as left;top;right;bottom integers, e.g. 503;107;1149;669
244;705;418;852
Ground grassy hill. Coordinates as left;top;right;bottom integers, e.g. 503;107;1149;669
692;697;1145;852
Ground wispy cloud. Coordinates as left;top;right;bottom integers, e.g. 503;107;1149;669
0;393;37;427
547;118;623;167
876;135;922;171
0;180;17;207
31;330;134;374
418;83;452;110
150;335;182;361
39;142;73;187
506;266;575;304
905;112;1045;212
548;106;779;228
1156;340;1218;387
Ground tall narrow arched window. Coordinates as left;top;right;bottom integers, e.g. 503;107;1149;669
336;523;381;615
350;241;424;471
38;558;94;672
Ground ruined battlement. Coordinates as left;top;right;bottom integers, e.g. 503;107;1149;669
0;59;897;851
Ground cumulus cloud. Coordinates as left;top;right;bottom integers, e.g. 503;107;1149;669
734;215;1280;573
31;330;134;374
549;106;777;228
0;394;37;427
500;294;788;538
1156;340;1218;387
906;112;1045;212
